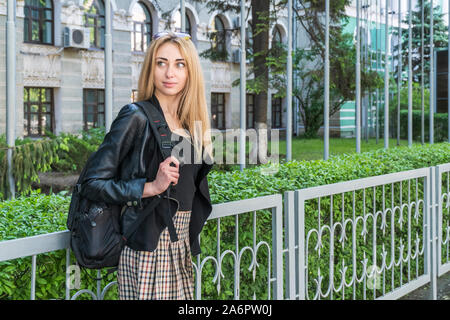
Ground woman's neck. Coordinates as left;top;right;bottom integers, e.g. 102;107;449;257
155;92;181;118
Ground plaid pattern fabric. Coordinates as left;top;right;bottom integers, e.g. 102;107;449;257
117;210;194;300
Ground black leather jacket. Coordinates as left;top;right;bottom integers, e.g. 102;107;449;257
79;99;214;256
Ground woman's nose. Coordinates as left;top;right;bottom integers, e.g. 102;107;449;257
166;65;175;78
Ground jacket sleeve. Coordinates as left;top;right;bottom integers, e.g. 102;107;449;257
79;104;147;206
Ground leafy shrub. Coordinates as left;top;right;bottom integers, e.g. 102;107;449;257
202;143;450;299
0;191;69;299
392;110;449;143
48;128;105;173
0;190;117;300
0;136;59;200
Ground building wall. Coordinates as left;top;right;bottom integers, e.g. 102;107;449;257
0;0;25;138
0;0;291;139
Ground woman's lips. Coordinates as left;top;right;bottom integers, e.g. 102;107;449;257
163;82;177;88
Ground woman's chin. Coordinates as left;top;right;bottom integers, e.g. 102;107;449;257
156;87;183;97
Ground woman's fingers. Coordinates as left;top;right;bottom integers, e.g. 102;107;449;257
168;172;179;185
166;156;180;168
156;156;180;188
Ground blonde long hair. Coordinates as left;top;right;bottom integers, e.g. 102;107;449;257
137;32;213;163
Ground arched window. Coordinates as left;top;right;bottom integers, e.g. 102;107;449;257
24;0;54;45
174;11;191;35
273;26;283;46
185;13;192;36
246;22;253;56
131;1;152;52
83;0;105;49
213;15;226;56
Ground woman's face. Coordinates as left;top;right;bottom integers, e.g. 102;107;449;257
153;42;188;99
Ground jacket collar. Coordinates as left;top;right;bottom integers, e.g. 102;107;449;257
148;95;165;119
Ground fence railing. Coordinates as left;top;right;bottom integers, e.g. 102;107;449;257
0;194;284;300
0;231;72;300
435;164;450;277
0;164;449;300
193;194;283;300
284;165;450;300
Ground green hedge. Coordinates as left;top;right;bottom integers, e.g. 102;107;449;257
1;142;450;299
389;110;449;143
0;191;117;300
204;143;450;299
378;109;448;143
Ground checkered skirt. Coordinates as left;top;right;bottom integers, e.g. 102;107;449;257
117;210;194;300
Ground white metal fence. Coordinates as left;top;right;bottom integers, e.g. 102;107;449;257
284;165;450;300
0;194;284;300
0;164;449;300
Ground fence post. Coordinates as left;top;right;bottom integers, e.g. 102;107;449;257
272;194;284;300
435;165;443;278
429;166;438;299
30;255;36;300
296;190;306;300
284;191;296;299
65;248;71;300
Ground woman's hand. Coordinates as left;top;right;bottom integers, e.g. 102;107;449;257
142;156;180;198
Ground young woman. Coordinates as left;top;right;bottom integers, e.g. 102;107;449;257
79;32;214;300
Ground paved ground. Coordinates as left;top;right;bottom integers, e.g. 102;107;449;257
400;271;450;300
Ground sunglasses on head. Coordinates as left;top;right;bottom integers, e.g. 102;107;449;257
152;32;192;41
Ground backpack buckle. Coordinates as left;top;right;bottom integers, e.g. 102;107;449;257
154;120;168;130
162;141;173;149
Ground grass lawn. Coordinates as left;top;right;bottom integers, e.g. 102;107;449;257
272;136;422;161
212;136;423;165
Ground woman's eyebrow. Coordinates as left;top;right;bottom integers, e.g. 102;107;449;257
156;57;185;61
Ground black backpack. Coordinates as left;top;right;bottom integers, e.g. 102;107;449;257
67;100;178;269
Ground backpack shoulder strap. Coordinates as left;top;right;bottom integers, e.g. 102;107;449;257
74;150;98;193
131;100;179;243
133;100;175;161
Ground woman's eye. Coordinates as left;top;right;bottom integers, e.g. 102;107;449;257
177;62;185;68
157;61;165;66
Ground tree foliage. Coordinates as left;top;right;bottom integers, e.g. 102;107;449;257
0;136;60;200
282;0;381;137
392;0;448;84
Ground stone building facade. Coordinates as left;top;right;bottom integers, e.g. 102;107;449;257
0;0;292;139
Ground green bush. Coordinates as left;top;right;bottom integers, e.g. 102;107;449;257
0;191;69;299
378;83;447;143
388;83;430;113
0;190;117;300
390;110;449;143
1;142;450;299
0;136;60;200
202;143;450;299
48;127;105;173
0;128;104;199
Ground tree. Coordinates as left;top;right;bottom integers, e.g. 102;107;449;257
392;0;448;84
277;0;381;137
192;0;283;164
